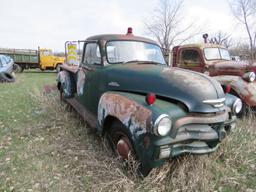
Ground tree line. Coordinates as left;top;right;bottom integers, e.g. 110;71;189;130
145;0;256;60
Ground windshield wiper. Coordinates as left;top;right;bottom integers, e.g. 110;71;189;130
123;60;141;64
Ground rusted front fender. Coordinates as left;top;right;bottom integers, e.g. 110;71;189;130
97;92;152;138
213;75;256;106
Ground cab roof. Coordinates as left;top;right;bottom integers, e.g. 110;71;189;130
86;34;158;45
178;43;226;49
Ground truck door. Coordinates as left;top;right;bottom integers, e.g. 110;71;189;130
177;48;204;73
40;49;54;69
77;42;103;115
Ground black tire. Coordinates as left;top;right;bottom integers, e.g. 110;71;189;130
20;67;24;72
57;71;74;99
107;120;152;176
13;63;22;73
0;72;15;83
107;120;135;159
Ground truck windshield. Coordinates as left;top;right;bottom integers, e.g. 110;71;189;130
204;48;231;61
106;41;166;64
41;50;53;56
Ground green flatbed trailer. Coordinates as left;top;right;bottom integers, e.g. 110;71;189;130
0;48;40;71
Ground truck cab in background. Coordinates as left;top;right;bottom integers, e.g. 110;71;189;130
0;47;65;72
172;43;256;116
39;48;65;71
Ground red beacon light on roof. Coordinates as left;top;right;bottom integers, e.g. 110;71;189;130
126;27;133;35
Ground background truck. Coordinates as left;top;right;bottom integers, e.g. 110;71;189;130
170;41;256;116
0;47;65;72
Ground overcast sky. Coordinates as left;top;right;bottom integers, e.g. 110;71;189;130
0;0;247;52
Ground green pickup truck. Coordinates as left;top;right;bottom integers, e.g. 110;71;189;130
57;28;241;175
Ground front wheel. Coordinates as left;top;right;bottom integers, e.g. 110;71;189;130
107;120;152;176
108;120;134;160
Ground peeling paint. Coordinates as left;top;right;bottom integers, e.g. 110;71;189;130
77;69;86;96
98;93;152;136
162;67;215;93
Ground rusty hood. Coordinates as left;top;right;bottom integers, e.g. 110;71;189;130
210;60;256;76
105;63;225;113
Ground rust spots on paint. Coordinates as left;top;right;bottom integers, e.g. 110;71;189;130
98;93;152;132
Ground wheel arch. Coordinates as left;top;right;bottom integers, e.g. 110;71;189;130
55;62;63;69
97;92;153;137
56;70;75;98
101;115;119;135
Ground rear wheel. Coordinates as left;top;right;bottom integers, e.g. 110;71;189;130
57;71;74;99
56;64;62;72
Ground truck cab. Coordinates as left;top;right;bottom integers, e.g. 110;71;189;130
172;44;234;73
40;48;65;70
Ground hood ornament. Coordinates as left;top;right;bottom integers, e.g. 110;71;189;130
203;98;225;108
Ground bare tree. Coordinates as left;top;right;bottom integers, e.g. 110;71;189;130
229;42;251;59
145;0;199;54
230;0;256;59
209;31;232;48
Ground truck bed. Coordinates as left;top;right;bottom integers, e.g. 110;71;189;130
0;48;39;65
60;63;79;73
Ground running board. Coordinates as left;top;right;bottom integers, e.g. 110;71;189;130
65;98;97;129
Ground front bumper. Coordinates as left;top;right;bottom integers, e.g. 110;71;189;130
171;142;220;157
224;114;237;132
137;111;230;169
153;123;223;159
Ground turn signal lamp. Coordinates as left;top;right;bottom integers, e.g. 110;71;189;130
146;93;156;105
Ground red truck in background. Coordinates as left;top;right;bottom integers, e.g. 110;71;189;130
170;40;256;116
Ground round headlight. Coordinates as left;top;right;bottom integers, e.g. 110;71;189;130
233;99;243;114
249;72;255;82
154;114;172;136
243;72;255;82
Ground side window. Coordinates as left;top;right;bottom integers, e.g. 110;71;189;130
83;43;101;65
180;50;200;67
0;56;2;67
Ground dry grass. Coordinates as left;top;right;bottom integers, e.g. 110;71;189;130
0;74;255;192
26;90;256;192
